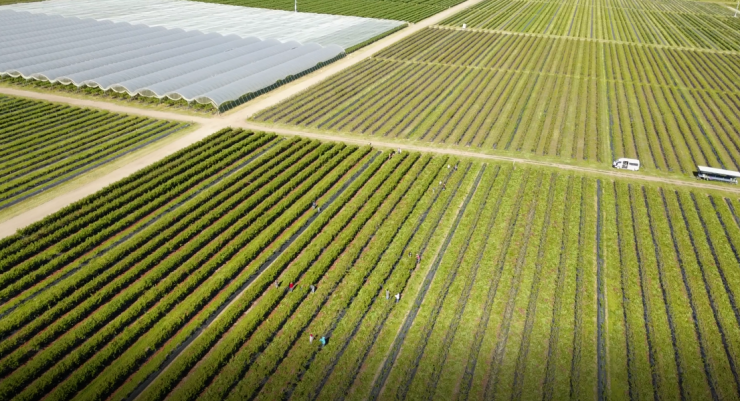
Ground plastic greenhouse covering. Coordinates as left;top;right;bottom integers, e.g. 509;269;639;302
0;0;405;49
0;10;345;110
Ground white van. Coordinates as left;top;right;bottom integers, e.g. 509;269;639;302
613;158;640;171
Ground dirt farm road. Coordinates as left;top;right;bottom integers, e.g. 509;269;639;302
1;0;739;238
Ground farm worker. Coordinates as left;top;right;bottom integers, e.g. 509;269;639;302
416;254;421;263
289;282;294;292
310;334;314;344
395;293;401;303
311;284;315;294
317;205;321;212
386;289;389;300
320;336;327;346
274;280;278;289
448;164;451;169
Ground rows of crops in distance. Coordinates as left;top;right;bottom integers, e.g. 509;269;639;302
441;0;740;51
254;27;740;176
2;128;740;400
0;94;188;213
194;0;464;22
376;28;740;94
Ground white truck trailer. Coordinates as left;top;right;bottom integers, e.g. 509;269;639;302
697;165;740;184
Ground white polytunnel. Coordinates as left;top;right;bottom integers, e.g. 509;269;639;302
0;10;347;110
0;0;406;49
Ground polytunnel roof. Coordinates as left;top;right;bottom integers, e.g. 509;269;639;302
0;0;405;49
0;10;344;108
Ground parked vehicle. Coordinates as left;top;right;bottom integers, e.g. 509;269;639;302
697;165;740;184
613;158;640;171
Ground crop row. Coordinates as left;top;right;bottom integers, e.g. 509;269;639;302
407;166;509;400
301;161;473;401
356;171;582;400
96;144;376;401
0;131;279;317
196;0;461;22
221;153;435;401
441;0;740;50
0;137;346;399
1;139;388;398
113;149;411;400
377;165;496;400
0;95;187;211
329;172;740;401
133;152;432;400
376;28;740;96
0;127;265;270
604;181;740;400
0;129;273;287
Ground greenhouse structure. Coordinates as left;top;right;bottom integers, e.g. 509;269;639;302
0;0;404;111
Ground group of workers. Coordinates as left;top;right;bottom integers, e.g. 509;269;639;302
298;162;463;350
274;234;428;348
309;334;326;346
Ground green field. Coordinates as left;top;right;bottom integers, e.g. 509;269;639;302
194;0;465;22
1;129;739;400
444;0;740;49
254;0;740;177
4;0;740;399
0;95;188;211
